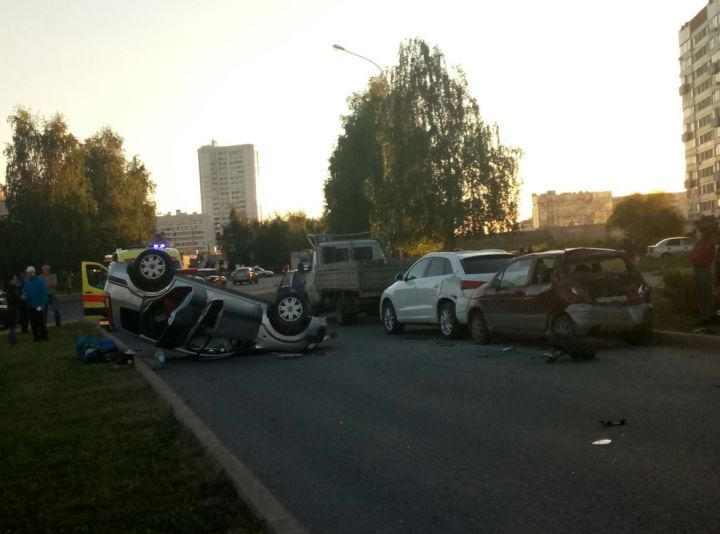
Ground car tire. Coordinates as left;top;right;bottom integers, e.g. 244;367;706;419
268;289;311;336
382;300;404;335
336;293;358;325
469;309;490;344
551;313;576;336
129;249;175;292
661;252;672;259
438;301;461;339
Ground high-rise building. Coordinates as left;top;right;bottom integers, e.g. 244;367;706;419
679;2;720;220
197;141;259;248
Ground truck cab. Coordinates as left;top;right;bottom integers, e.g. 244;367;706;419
303;237;399;324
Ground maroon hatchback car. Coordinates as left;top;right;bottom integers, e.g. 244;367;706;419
466;248;653;344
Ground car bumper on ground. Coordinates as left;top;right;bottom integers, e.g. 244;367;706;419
566;302;653;335
254;314;335;352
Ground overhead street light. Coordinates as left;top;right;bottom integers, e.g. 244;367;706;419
332;43;384;75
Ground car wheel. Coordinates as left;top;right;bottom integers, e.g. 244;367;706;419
336;293;357;325
661;252;672;259
438;301;460;339
129;249;175;292
382;300;404;335
551;313;576;336
268;290;311;336
469;309;490;344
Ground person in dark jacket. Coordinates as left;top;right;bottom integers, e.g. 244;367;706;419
23;266;49;341
689;225;717;325
17;271;29;334
4;274;19;346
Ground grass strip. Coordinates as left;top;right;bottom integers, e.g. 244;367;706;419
0;323;264;534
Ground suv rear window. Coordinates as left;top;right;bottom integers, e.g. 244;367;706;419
461;255;513;274
564;256;635;280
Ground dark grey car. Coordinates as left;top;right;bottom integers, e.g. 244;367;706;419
104;249;332;358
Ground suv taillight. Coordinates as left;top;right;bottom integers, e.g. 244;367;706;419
461;280;485;290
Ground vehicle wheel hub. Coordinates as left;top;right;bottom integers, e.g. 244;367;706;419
139;254;165;279
278;297;303;322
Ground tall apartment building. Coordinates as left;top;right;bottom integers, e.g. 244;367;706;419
679;2;720;220
155;210;211;256
197;141;259;249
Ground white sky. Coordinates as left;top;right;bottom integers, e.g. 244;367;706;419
0;0;708;221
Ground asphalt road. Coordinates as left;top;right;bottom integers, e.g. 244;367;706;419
135;319;720;534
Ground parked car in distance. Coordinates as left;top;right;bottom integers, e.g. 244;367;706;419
466;248;653;345
253;266;274;277
231;266;258;285
0;289;7;326
196;268;227;286
380;250;514;338
647;237;695;259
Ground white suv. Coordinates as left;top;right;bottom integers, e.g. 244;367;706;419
380;250;514;338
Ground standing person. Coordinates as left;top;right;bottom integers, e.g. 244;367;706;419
622;232;640;265
17;271;29;334
688;224;717;326
4;274;20;346
40;264;61;326
23;266;49;341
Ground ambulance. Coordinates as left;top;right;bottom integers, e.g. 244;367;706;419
81;245;182;318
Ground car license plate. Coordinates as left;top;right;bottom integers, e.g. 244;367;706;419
596;295;628;303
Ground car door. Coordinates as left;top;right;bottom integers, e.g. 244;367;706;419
522;257;557;334
393;257;432;321
478;258;533;332
413;256;453;322
81;261;108;317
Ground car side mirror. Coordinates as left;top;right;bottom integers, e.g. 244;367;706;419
395;272;404;281
491;278;501;290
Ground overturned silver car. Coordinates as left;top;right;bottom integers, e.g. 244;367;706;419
102;249;332;358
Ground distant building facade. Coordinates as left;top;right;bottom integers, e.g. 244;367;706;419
532;190;687;230
532;191;614;229
155;211;211;256
197;141;259;249
679;2;720;220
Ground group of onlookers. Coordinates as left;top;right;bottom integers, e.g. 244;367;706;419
4;264;61;346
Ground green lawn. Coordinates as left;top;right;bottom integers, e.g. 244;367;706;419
0;323;264;534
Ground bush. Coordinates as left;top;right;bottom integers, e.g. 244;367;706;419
662;270;697;314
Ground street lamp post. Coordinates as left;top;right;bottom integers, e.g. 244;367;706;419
332;44;384;75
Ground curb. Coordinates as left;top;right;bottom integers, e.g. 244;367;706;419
655;329;720;352
93;324;307;534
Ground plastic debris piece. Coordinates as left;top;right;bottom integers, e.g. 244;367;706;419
600;419;627;427
592;439;612;446
502;347;513;352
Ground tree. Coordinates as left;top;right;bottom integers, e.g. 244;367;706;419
1;107;156;274
325;39;522;251
324;90;381;234
607;193;687;247
85;128;156;252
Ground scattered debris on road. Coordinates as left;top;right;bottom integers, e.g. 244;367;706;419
600;419;627;427
592;439;612;446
